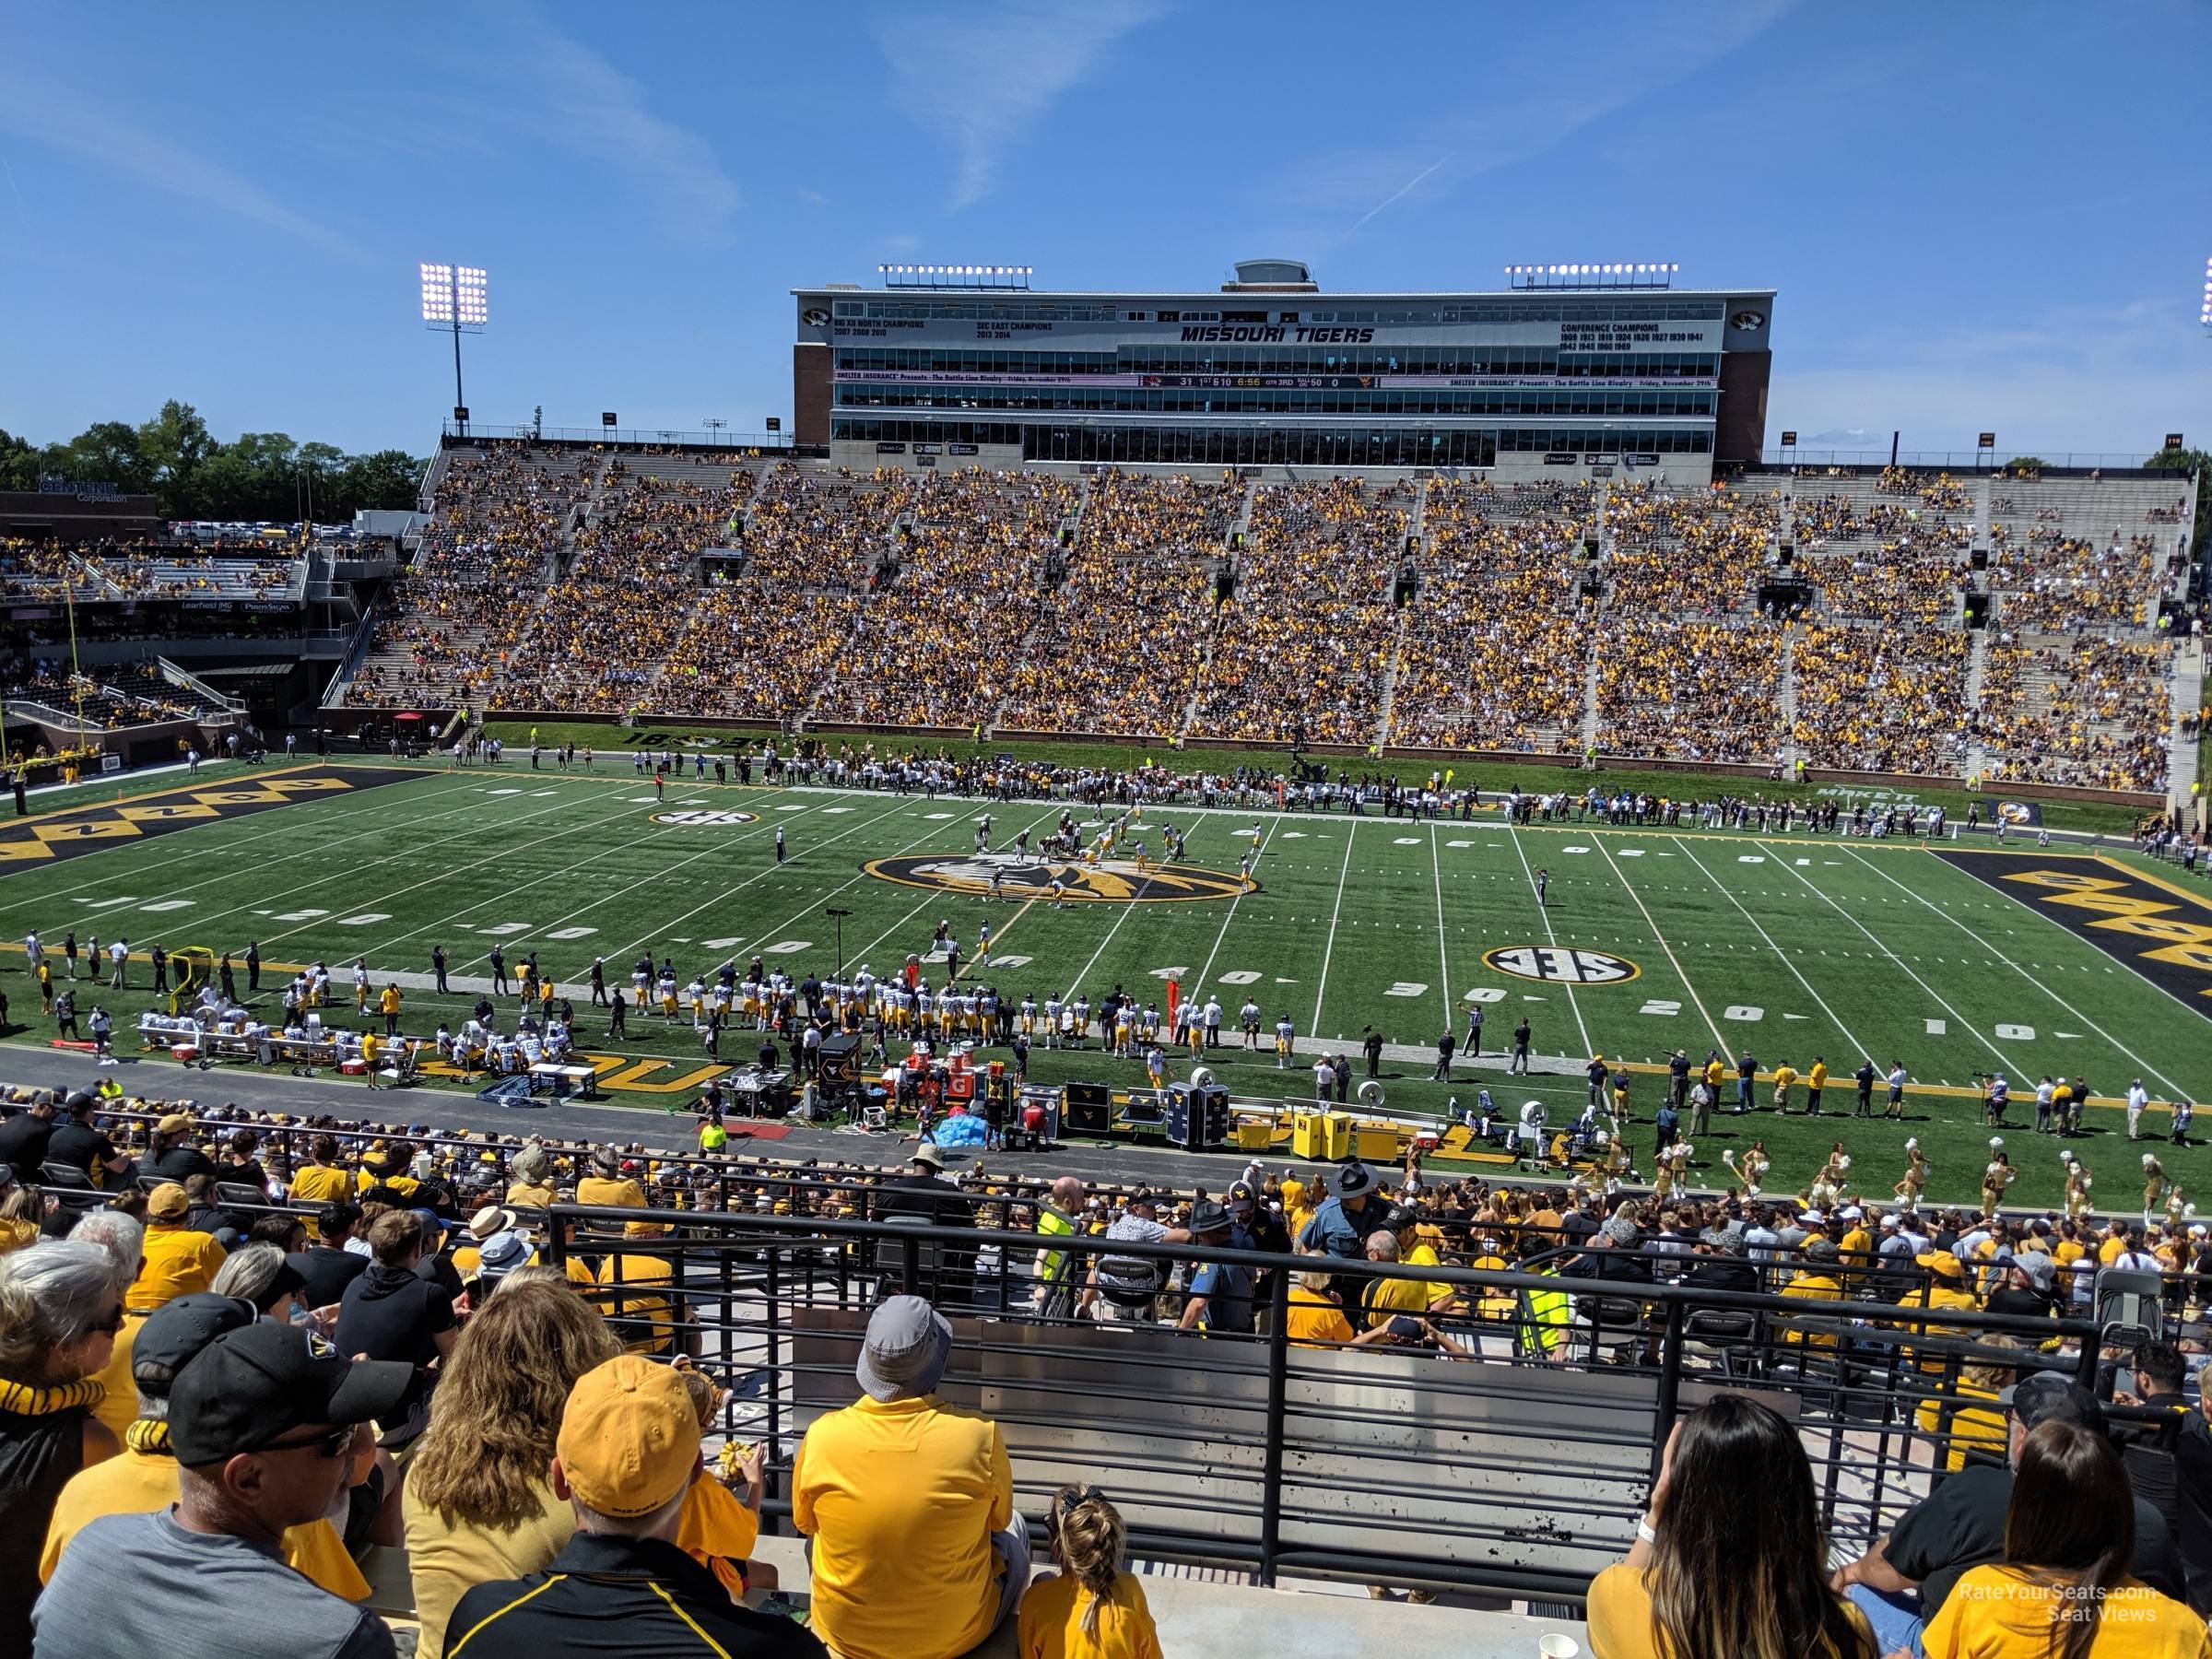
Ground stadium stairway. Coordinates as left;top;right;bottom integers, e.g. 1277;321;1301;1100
1961;629;1992;778
1579;641;1600;755
1374;636;1404;748
2172;636;2204;801
1776;629;1802;776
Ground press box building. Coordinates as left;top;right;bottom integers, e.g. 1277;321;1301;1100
794;259;1774;481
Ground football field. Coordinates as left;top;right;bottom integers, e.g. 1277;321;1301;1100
3;758;2207;1211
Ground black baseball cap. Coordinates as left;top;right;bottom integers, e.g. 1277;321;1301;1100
132;1293;259;1393
1998;1371;2107;1435
168;1321;412;1465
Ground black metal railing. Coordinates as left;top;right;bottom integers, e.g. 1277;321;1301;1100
534;1201;2100;1600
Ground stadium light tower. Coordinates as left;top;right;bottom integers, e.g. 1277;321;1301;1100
2201;254;2211;335
420;264;488;432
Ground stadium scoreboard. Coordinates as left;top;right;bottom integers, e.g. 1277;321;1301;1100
794;258;1773;481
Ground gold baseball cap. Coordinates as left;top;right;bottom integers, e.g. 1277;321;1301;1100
557;1356;698;1517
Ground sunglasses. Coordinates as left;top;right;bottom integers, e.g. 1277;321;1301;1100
88;1305;127;1337
256;1423;359;1459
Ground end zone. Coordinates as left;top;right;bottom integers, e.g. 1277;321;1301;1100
1933;849;2212;1021
0;766;416;870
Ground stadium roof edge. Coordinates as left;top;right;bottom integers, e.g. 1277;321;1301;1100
793;285;1776;300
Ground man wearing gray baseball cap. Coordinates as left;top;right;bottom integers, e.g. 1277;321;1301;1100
791;1296;1029;1659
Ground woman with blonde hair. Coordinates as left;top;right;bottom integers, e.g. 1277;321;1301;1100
1018;1484;1162;1659
401;1277;621;1657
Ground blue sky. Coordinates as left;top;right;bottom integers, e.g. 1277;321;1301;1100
3;1;2208;459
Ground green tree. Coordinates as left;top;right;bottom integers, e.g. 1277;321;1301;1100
2144;444;2210;564
329;449;425;516
0;429;37;493
135;400;217;517
2002;456;2046;475
46;420;153;494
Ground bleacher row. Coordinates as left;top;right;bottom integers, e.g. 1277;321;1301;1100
343;446;2194;790
0;661;232;729
0;538;300;604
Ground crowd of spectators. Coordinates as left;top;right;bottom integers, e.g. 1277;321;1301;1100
1791;626;1973;774
1390;479;1593;752
998;468;1233;735
1990;529;2164;629
811;469;1077;729
349;444;599;711
0;661;225;729
335;446;2189;796
1594;618;1787;764
15;1077;2212;1652
488;461;752;714
1190;478;1413;744
1978;634;2174;790
641;466;910;724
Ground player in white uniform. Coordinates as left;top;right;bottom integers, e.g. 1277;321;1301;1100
1042;994;1063;1047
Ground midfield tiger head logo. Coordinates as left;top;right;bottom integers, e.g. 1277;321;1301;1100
864;854;1253;904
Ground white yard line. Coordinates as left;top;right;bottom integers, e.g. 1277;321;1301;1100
1588;836;1727;1053
1669;835;1868;1056
443;802;812;974
260;786;729;958
1188;818;1279;1001
1310;818;1359;1034
1847;847;2193;1098
1773;854;2020;1073
708;805;977;969
1429;823;1454;1035
98;786;610;955
11;772;494;916
846;805;1059;972
1506;823;1593;1058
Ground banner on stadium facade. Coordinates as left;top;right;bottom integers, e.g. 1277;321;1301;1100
835;370;1717;392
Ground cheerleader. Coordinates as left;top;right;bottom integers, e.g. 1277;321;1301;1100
2145;1152;2172;1228
1722;1139;1770;1198
2164;1182;2189;1233
2062;1151;2093;1221
1654;1140;1692;1202
1980;1139;2016;1220
1893;1138;1930;1211
1601;1132;1633;1193
1809;1142;1851;1207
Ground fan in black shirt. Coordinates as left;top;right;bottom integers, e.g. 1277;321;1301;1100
44;1097;125;1183
289;1205;371;1307
143;1112;218;1183
1830;1373;2183;1644
0;1094;59;1182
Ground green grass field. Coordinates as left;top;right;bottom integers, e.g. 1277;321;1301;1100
3;757;2206;1212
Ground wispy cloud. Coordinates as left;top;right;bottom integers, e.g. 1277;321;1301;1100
0;68;362;260
876;0;1164;209
1265;0;1796;248
502;11;741;245
1349;157;1448;232
798;188;829;206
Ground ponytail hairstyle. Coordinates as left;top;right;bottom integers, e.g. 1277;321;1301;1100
1050;1484;1127;1639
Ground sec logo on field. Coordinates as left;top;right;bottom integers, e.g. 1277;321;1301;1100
1481;946;1641;985
650;809;760;827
